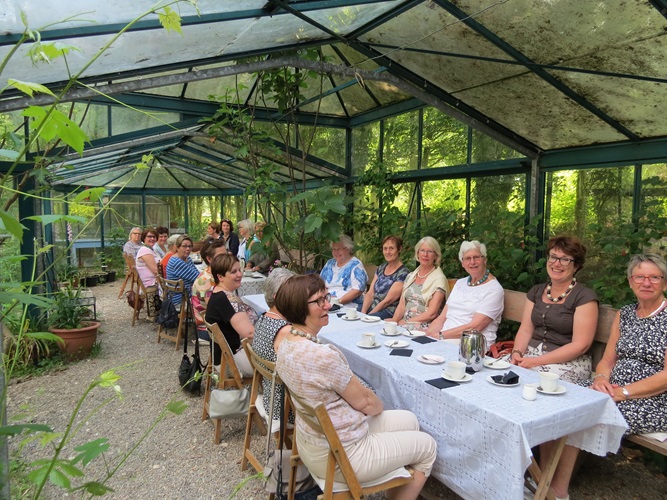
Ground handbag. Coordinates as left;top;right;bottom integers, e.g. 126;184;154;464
177;301;204;394
209;387;250;419
126;290;144;310
487;340;515;358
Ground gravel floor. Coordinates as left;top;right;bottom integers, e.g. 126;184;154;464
7;282;667;499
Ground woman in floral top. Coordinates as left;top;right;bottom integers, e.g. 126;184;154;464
361;235;409;319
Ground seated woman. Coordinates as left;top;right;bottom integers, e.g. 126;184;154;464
549;253;667;500
511;235;598;384
123;227;142;258
320;234;368;309
135;228;160;317
192;239;227;341
391;236;448;330
152;226;169;260
165;235;200;308
426;240;504;345
251;268;295;428
160;234;180;278
205;254;259;376
361;235;410;320
275;275;436;498
205;221;221;241
246;221;280;275
236;219;254;263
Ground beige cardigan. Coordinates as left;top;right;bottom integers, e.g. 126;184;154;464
402;266;449;306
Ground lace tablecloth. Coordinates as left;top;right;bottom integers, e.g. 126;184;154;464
238;273;267;297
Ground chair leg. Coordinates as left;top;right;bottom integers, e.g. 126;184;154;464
201;365;212;421
213;418;222;445
117;273;131;299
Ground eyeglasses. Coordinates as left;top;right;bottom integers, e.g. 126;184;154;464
307;293;331;307
131;232;141;236
146;235;156;239
630;275;664;284
463;255;484;262
547;254;575;266
418;249;435;255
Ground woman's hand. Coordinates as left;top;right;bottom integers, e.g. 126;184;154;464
516;356;542;369
591;375;616;396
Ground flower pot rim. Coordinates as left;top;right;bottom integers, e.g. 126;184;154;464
48;321;101;334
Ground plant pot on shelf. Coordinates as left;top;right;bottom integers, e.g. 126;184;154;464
48;321;100;360
84;275;98;287
106;270;117;282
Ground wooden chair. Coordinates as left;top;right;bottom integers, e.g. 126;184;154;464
155;276;188;349
129;266;151;326
241;339;295;473
288;390;413;499
117;253;136;299
202;321;254;445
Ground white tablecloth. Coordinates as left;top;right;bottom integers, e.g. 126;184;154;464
238;273;267;297
241;295;628;500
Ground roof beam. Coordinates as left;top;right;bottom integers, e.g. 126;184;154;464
649;0;667;21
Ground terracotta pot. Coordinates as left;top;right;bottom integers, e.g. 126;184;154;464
48;321;100;360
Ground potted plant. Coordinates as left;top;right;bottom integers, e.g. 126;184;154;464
47;287;101;360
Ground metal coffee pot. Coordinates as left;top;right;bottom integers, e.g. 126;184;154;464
459;329;486;372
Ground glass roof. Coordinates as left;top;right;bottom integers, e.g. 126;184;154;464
1;0;665;190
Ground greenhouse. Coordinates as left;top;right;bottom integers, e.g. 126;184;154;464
2;1;667;499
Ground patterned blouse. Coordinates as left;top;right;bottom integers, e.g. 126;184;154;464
369;263;409;316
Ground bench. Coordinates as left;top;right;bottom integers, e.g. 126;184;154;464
501;290;667;456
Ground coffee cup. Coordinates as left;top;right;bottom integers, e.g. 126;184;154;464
361;332;376;347
539;372;560;392
384;321;397;334
522;383;538;401
445;360;466;380
345;307;358;319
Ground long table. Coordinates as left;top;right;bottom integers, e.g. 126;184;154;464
242;295;628;500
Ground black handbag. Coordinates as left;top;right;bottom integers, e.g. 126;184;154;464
177;301;204;394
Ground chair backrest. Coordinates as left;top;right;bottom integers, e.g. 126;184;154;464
287;390;364;498
244;339;278;384
124;253;136;270
205;321;245;389
161;277;185;295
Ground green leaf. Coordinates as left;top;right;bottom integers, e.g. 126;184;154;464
304;214;322;233
7;79;55;97
74;187;105;203
158;7;183;34
29;42;79;64
0;423;53;436
0;149;19;160
57;462;84;477
49;467;71;489
72;438;110;467
23;107;89;155
24;214;87;225
166;400;188;415
97;370;121;388
27;465;49;486
0;293;52;308
82;481;114;496
0;208;27;242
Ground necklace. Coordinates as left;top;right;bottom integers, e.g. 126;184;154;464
467;269;490;287
265;310;284;320
290;327;320;344
417;266;436;279
546;278;576;302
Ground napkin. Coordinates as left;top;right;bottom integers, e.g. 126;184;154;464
466;366;476;375
491;370;519;385
411;336;437;344
389;349;413;357
426;378;459;389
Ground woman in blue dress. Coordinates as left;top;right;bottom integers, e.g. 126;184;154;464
320;234;368;309
361;235;409;319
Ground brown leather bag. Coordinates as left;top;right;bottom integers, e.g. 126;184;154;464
126;290;144;311
487;340;514;358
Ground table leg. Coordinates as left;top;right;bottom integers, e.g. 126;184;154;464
528;436;567;500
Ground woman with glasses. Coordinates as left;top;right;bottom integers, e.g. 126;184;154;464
391;236;448;330
275;275;436;499
165;235;200;308
136;228;159;288
550;253;667;500
426;240;504;345
123;227;143;258
320;234;368;309
220;219;240;257
511;235;598;383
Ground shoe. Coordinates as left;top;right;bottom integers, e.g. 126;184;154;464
197;338;210;346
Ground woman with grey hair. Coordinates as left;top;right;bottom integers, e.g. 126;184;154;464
320;234;368;309
123;227;142;258
391;236;448;329
250;267;296;429
550;253;667;499
426;240;504;344
236;219;254;263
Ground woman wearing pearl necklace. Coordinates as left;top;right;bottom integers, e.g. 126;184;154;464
511;235;599;384
426;240;504;345
390;236;449;330
275;275;437;499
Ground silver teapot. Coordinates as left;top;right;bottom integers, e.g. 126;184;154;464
459;329;486;372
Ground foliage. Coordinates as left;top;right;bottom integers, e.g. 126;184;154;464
46;287;92;330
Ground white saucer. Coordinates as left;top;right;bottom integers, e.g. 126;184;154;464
356;341;381;349
442;372;472;383
361;316;381;323
486;375;520;387
384;340;409;349
342;316;360;321
381;329;402;336
483;359;511;370
537;385;567;395
404;330;426;337
417;354;445;365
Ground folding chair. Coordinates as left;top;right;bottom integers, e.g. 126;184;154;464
288;390;414;500
241;339;294;473
202;321;255;444
129;266;157;326
156;276;188;349
117;253;136;299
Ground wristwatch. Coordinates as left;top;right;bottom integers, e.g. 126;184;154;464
621;387;630;399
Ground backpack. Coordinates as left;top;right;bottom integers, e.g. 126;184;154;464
157;294;179;329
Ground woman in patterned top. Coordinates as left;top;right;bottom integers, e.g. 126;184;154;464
275;275;436;499
191;239;227;340
550;253;667;500
250;268;295;430
361;235;409;319
320;234;368;309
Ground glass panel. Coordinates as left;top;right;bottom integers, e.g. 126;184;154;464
383;111;418;172
188;195;222;240
74;103;109;140
422;107;467;168
111;107;180;135
641;163;667;221
297;125;346;167
352;122;380;176
471;130;522;162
